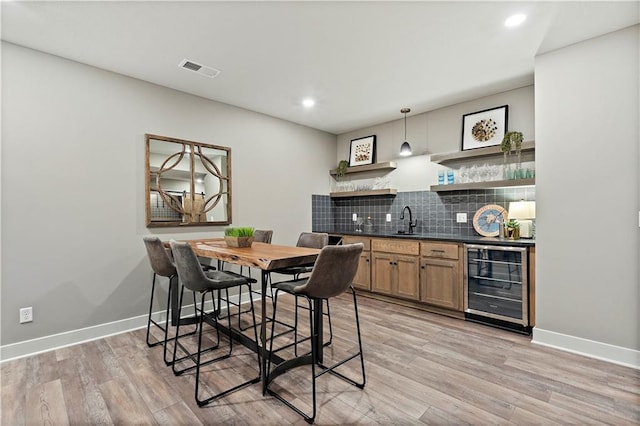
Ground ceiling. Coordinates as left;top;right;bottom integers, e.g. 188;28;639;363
2;1;638;135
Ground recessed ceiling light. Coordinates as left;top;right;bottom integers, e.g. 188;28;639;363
505;13;526;27
302;98;315;108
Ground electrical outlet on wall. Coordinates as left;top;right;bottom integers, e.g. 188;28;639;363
386;213;392;222
456;213;467;223
20;307;33;324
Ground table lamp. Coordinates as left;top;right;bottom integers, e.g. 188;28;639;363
508;200;536;238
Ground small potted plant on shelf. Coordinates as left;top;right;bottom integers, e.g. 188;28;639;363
335;160;349;179
501;131;524;162
224;227;254;247
505;219;520;240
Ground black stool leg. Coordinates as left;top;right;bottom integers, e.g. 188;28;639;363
146;273;165;347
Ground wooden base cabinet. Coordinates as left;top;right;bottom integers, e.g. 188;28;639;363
343;236;371;291
420;242;463;311
371;239;420;301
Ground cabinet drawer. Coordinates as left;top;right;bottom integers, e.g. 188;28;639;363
343;236;371;251
421;242;459;260
372;238;420;255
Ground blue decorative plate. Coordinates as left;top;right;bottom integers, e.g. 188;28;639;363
473;204;507;237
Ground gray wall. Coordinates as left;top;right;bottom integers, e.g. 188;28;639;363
534;26;639;355
1;42;336;347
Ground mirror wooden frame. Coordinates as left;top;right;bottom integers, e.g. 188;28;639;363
145;133;232;227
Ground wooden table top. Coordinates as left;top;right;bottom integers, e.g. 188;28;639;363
181;238;320;271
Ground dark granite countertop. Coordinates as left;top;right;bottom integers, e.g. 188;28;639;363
320;230;535;247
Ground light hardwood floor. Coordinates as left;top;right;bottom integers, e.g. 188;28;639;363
2;292;639;425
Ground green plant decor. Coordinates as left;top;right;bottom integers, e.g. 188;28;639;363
501;131;524;162
505;219;520;229
224;227;254;237
335;160;349;178
505;218;521;240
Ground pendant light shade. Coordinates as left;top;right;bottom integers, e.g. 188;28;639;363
400;141;412;156
399;107;412;156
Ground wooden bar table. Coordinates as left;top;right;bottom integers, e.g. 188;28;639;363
175;238;320;394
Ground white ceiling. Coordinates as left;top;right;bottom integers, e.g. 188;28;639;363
2;1;638;135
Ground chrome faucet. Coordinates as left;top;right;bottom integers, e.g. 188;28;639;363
400;205;417;234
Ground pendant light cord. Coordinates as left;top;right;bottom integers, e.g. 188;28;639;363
401;107;411;141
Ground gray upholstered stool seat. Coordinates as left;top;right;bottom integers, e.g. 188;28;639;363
267;243;366;424
170;240;261;407
271;232;333;354
142;236;198;365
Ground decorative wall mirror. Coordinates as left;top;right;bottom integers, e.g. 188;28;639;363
145;134;232;227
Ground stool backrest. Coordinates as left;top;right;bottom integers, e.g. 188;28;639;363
143;237;176;278
254;230;273;244
170;241;212;293
296;232;328;249
293;243;363;299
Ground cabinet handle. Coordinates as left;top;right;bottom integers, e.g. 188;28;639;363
431;249;445;253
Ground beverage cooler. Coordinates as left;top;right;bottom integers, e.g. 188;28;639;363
464;244;530;332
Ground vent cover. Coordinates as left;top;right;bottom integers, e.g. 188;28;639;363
178;59;220;78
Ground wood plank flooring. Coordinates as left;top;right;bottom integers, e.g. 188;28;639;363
2;293;639;425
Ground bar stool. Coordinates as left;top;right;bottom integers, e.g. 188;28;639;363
142;237;197;365
170;241;261;407
267;243;366;424
272;232;332;354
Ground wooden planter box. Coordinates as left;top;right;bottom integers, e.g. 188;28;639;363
224;236;254;248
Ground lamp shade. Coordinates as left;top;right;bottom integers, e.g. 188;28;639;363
508;201;536;220
399;141;412;156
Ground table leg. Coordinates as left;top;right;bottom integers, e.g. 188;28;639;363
261;269;268;395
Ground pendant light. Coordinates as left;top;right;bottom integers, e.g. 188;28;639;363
399;107;412;156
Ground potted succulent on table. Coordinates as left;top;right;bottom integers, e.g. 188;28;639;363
224;227;255;248
505;219;520;240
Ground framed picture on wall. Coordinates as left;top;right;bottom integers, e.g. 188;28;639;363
461;105;508;151
349;135;376;166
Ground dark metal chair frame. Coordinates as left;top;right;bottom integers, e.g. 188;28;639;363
170;241;262;407
266;243;366;424
142;237;198;366
271;232;333;356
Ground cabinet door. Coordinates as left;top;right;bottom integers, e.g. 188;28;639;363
420;258;460;310
352;252;371;291
394;255;420;300
371;252;393;295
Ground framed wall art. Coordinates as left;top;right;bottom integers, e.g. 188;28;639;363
461;105;508;151
349;135;376;166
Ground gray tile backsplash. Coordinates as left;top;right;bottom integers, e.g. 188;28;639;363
312;188;535;236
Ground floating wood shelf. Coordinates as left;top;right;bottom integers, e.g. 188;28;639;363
329;161;397;176
329;188;398;198
430;141;535;164
430;179;535;192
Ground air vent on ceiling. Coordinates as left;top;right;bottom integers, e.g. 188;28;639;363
178;59;220;78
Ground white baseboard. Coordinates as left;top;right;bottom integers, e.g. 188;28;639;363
0;293;256;363
532;328;640;369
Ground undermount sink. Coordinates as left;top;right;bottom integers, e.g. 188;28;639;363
396;230;415;236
